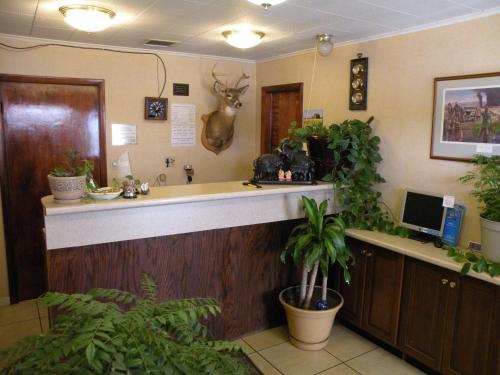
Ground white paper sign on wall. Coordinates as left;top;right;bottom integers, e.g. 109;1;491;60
112;124;137;146
443;195;455;208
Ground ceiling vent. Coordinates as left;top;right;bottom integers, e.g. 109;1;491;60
144;39;177;47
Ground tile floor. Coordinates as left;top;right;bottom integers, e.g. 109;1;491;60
238;324;425;375
0;299;49;352
1;301;423;375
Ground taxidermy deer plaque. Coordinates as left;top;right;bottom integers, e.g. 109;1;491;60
201;66;250;154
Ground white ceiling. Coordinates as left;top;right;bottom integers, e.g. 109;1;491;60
0;0;499;60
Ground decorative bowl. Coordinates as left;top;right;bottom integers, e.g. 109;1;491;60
87;187;122;200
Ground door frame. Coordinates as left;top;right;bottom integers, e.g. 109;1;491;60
260;82;303;154
0;74;107;303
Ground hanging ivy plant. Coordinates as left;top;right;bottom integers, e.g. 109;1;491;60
445;245;500;277
322;119;407;236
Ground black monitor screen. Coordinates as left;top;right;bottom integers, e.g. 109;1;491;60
402;192;445;232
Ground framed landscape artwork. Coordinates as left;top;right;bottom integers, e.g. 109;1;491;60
431;72;500;161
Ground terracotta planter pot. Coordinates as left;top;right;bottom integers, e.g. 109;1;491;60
307;136;335;181
279;286;343;351
480;216;500;262
47;174;86;203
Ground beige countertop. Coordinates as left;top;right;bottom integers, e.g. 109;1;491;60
42;180;334;216
346;228;499;286
42;180;335;250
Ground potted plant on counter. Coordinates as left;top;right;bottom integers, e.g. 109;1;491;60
460;155;500;262
280;196;352;351
287;121;333;181
48;150;94;203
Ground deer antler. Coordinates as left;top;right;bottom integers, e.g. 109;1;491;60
235;70;250;88
212;64;228;91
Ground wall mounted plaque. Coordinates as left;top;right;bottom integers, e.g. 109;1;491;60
173;83;190;96
349;54;368;110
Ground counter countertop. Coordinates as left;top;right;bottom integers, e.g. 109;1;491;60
346;228;499;286
42;180;334;216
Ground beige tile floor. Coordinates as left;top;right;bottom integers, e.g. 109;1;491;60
240;324;425;375
1;301;423;375
0;299;49;352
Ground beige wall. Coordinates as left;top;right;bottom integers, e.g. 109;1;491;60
257;14;500;248
1;14;499;300
0;38;257;299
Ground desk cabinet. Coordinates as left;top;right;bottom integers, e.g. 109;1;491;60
335;238;404;346
399;258;499;375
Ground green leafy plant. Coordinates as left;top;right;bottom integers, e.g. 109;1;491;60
286;120;330;144
281;196;353;309
445;245;500;277
49;150;94;178
459;155;500;222
0;275;248;374
112;175;141;190
322;119;408;236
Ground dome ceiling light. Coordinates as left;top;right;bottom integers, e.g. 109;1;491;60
317;34;334;57
247;0;288;10
59;5;116;32
222;29;265;49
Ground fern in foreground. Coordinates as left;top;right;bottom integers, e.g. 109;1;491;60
0;275;247;375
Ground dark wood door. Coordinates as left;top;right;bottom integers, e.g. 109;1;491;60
0;75;106;302
399;258;454;371
261;83;303;154
361;245;404;346
442;276;500;375
335;238;367;326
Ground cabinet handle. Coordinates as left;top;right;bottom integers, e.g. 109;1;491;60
360;250;367;255
441;278;449;285
366;252;373;257
449;282;456;288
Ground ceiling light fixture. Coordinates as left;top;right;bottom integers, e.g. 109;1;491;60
59;5;116;32
247;0;287;10
317;34;334;57
222;29;265;49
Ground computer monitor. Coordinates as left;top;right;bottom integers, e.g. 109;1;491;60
399;190;446;237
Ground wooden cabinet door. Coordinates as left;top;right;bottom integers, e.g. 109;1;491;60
442;276;500;375
399;258;453;371
336;238;367;326
361;245;404;346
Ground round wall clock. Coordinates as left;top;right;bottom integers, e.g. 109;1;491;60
144;97;168;120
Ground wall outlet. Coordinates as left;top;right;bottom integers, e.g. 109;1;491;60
165;157;175;167
468;241;481;252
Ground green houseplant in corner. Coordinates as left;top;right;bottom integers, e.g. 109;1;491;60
460;155;500;262
280;196;352;351
0;275;251;374
48;149;95;203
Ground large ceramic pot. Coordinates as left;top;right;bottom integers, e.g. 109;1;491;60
47;174;86;203
480;216;500;262
279;286;343;351
307;136;335;181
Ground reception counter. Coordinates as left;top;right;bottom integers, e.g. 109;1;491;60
42;181;335;339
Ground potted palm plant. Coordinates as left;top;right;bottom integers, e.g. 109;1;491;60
48;150;94;203
460;155;500;262
280;196;352;351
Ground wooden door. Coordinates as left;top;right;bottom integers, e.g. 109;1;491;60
261;83;303;154
361;245;404;346
442;276;500;375
336;238;366;326
0;75;106;302
399;258;453;371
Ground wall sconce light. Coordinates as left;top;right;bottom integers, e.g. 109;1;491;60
316;34;333;57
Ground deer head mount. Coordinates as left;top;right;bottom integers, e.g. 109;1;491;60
201;66;250;154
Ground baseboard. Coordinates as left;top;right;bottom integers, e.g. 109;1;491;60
0;296;10;306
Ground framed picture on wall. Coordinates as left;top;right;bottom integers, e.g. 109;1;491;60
430;72;500;161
